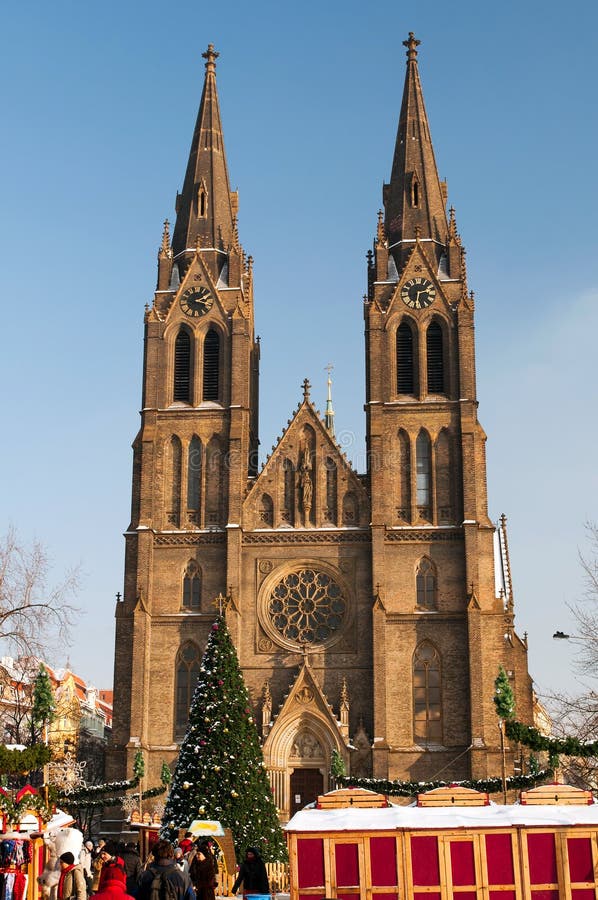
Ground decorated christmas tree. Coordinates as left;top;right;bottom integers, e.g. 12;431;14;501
162;616;287;861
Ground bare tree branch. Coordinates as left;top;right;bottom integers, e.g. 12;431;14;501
0;528;79;659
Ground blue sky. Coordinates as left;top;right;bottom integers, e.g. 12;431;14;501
2;0;597;700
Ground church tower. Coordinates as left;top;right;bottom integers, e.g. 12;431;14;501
365;33;532;780
108;45;259;784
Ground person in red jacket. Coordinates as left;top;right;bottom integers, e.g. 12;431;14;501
94;865;136;900
98;844;127;892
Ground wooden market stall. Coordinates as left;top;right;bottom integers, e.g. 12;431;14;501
285;784;598;900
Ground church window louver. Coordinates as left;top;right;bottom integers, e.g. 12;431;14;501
396;322;415;394
173;329;192;402
426;320;445;393
203;329;220;401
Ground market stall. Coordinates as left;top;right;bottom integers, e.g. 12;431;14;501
285;784;598;900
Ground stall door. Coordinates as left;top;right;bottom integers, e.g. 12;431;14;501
524;830;598;900
332;840;365;900
290;768;323;816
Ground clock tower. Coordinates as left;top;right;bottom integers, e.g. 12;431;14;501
365;33;531;780
108;45;259;785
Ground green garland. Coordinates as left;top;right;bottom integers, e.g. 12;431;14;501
506;720;598;758
0;744;52;775
59;784;167;812
56;776;139;803
333;769;553;798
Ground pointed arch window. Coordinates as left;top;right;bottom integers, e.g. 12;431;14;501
187;436;202;520
205;435;223;526
426;321;445;394
203;330;220;401
396;322;415;394
413;642;442;744
175;642;201;738
416;558;437;609
282;459;294;525
174;329;192;402
396;429;411;522
325;457;337;524
416;431;431;518
168;435;182;526
259;493;274;527
182;560;201;610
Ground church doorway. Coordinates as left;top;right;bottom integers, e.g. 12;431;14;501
290;767;323;817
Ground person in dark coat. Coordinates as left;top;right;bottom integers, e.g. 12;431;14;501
188;842;216;900
121;843;142;896
137;840;195;900
231;848;269;896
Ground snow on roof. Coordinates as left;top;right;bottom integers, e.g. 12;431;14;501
285;803;598;833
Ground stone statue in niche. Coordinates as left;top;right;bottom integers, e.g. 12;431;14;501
298;446;313;525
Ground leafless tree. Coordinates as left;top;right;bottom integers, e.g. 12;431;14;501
544;523;598;786
0;528;79;659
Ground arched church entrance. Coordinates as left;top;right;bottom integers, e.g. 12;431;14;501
289;729;326;817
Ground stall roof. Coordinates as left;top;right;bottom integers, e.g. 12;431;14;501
285;803;598;833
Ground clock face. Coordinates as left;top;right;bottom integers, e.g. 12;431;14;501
401;277;436;310
180;286;214;317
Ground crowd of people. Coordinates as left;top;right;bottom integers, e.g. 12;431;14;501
56;837;270;900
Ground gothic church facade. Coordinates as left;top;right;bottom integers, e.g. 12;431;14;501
108;36;533;821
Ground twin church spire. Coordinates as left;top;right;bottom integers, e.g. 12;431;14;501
384;33;449;270
171;44;237;267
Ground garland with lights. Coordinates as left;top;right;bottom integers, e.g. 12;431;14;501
0;789;53;823
506;720;598;758
332;768;554;797
55;776;139;803
59;784;167;811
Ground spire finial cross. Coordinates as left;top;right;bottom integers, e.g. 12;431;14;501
302;377;311;400
403;32;421;62
202;44;219;72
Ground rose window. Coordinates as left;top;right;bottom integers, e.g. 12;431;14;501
268;569;346;645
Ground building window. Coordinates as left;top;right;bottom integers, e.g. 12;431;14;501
187;436;202;519
174;329;192;402
182;560;201;610
413;642;442;744
416;558;437;609
426;321;445;393
175;642;201;738
282;459;294;525
325;457;337;524
168;435;182;526
203;330;220;401
259;493;274;527
416;430;431;518
396;322;415;394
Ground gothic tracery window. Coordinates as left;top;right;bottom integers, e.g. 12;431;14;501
259;493;274;527
413;642;442;744
187;435;202;521
182;560;201;610
268;569;346;646
416;430;432;519
416;557;437;609
168;435;182;526
175;642;201;738
325;457;337;524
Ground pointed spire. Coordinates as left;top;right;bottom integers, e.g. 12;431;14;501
160;219;171;256
324;364;335;436
171;44;235;265
384;33;448;268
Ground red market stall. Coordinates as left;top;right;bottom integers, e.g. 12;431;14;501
285;784;598;900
